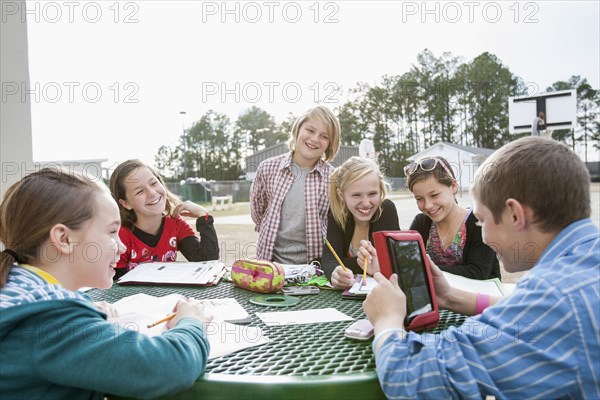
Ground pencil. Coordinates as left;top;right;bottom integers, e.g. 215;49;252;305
361;256;368;289
147;313;175;328
324;237;348;271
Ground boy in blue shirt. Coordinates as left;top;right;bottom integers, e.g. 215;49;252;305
364;137;599;399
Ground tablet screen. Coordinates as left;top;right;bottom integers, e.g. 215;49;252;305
387;238;433;323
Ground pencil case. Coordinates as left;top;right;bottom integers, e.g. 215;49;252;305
231;259;285;293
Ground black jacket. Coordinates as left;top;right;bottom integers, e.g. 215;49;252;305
322;199;400;279
409;212;500;280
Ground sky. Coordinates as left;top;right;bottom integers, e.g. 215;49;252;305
21;0;600;168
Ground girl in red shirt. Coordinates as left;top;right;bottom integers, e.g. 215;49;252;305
109;160;219;278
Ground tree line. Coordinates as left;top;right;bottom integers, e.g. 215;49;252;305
155;49;599;180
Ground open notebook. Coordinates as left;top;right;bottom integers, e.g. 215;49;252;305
339;272;509;299
117;261;226;286
341;275;377;299
108;294;269;359
442;272;507;296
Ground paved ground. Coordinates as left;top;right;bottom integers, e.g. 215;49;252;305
205;187;600;284
214;189;600;227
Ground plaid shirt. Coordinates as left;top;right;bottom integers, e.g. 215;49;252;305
250;152;332;262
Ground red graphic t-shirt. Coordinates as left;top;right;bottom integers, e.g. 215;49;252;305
116;216;196;271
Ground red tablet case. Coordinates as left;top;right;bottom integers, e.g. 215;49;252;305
373;230;439;331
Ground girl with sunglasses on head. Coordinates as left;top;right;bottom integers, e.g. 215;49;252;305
403;156;500;280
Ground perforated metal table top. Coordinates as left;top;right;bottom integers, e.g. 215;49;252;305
88;282;466;399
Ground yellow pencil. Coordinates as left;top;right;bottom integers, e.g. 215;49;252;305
324;238;348;271
361;256;368;288
147;313;175;328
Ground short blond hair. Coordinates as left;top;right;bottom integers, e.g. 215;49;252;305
288;106;341;162
472;137;591;232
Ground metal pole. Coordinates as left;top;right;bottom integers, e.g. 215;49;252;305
180;111;187;181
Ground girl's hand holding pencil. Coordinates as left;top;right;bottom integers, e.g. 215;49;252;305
357;240;380;276
331;266;356;290
360;256;368;289
147;313;176;328
147;298;214;330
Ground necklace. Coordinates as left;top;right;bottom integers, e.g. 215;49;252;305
439;207;462;249
350;222;369;256
348;244;360;257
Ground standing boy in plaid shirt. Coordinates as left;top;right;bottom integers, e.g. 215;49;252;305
250;106;341;264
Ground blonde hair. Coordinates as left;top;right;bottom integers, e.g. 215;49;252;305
288;106;341;162
109;159;180;230
472;137;591;232
329;156;387;231
0;168;105;287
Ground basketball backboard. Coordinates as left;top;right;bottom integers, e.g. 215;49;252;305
508;89;576;134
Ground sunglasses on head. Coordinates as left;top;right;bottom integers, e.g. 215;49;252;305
403;157;454;178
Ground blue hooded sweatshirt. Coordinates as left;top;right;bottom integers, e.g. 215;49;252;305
0;266;209;399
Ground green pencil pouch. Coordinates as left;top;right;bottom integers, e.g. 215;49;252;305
231;259;285;293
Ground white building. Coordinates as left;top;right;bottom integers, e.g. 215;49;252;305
408;142;496;191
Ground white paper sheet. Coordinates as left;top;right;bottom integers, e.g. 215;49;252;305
442;271;506;296
348;275;377;295
108;294;268;359
256;308;353;326
502;283;516;296
112;293;252;324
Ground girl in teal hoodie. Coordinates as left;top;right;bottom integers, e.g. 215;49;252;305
0;168;212;399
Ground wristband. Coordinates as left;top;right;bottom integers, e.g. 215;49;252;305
475;293;490;314
371;327;406;353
